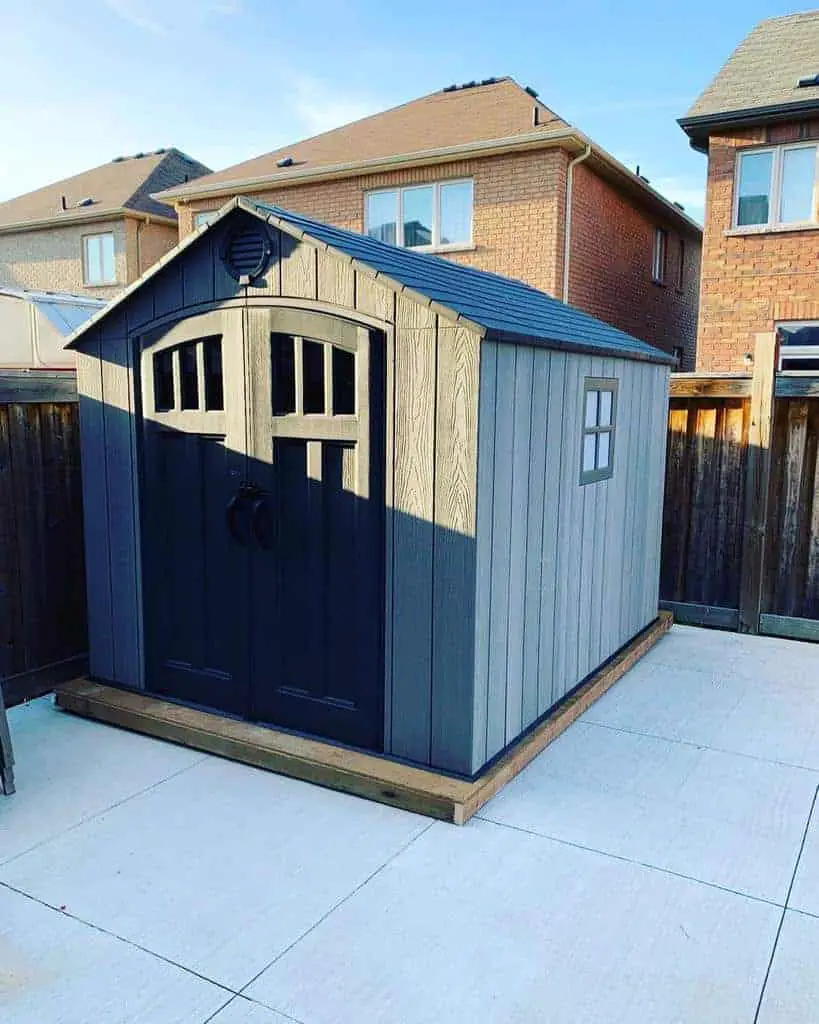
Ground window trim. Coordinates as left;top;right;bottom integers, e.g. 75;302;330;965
651;227;667;285
580;378;618;485
364;178;474;251
676;238;685;292
82;231;117;286
733;142;819;230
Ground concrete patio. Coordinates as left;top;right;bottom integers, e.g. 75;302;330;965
2;624;818;1023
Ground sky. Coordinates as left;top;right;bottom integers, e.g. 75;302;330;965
0;1;810;223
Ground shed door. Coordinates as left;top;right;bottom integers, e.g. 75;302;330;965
244;308;385;750
140;309;251;715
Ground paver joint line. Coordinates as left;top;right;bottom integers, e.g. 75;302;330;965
753;784;819;1023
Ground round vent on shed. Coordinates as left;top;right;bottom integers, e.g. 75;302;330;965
222;226;272;281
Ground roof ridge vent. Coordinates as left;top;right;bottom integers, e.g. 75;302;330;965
797;73;819;88
276;156;294;167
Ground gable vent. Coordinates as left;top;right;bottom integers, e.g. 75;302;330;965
223;226;272;281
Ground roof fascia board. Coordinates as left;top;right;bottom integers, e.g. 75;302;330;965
679;97;819;144
0;208;176;236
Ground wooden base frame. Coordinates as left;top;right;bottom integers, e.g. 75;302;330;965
55;613;672;824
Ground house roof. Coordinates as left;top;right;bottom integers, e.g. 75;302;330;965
66;197;673;366
0;149;212;233
680;11;819;146
158;78;567;201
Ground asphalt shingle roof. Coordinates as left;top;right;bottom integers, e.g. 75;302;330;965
0;149;211;229
258;202;672;365
683;11;819;123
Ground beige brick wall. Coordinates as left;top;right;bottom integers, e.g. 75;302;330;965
0;216;179;298
179;152;569;296
697;119;819;372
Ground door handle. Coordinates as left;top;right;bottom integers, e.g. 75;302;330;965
250;494;272;550
226;492;249;545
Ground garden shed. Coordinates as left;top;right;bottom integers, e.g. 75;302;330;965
64;197;671;782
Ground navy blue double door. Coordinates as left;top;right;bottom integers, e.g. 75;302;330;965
140;306;385;751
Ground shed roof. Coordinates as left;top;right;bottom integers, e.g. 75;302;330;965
0;149;212;232
66;198;673;365
680;12;819;145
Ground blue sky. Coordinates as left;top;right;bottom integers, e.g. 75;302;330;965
0;1;808;222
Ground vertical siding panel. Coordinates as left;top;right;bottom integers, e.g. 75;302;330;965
485;344;516;760
600;360;629;658
101;336;141;687
182;233;215;308
553;356;583;703
430;326;480;773
538;351;566;715
153;261;184;321
576;357;602;683
644;369;669;623
504;346;533;744
619;361;642;640
471;343;497;772
280;238;318;299
389;298;436;764
76;337;114;680
522;349;550;728
589;359;613;671
317;251;355;308
355;273;395;323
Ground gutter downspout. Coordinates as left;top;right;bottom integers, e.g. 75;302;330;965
562;143;592;304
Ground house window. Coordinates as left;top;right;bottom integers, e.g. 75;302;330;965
651;228;667;284
677;238;686;291
194;211;217;229
581;379;617;484
365;179;473;249
83;233;116;285
735;144;818;228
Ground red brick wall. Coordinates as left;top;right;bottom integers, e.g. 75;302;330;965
569;162;700;366
697;119;819;372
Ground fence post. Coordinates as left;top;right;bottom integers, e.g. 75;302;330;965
738;332;777;633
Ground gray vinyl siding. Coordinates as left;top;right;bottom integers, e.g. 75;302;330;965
471;340;669;772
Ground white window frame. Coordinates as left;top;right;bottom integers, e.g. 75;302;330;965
82;232;117;286
733;143;819;229
652;227;667;284
364;179;473;251
194;211;217;229
776;320;819;371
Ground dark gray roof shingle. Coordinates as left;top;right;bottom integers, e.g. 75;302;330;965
682;11;819;124
258;202;672;365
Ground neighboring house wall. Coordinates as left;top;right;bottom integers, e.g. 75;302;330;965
0;219;127;298
179;152;570;297
570;163;700;366
0;217;179;299
179;151;700;357
697;119;819;372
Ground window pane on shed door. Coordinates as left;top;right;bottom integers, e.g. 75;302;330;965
366;191;397;245
599;389;613;427
203;337;224;411
179;343;198;410
780;146;817;223
302;339;325;414
597;430;611;470
153;349;174;411
332;347;355;415
271;334;296;415
585;389;599;428
582;433;596;473
403;186;433;247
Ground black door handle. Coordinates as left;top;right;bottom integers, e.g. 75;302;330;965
250;494;273;550
226;492;249;545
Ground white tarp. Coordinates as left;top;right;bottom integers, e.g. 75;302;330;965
0;288;105;368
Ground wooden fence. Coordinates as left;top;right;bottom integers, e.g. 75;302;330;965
0;372;87;706
660;333;819;641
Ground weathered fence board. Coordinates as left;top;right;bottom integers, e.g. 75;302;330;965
0;387;87;706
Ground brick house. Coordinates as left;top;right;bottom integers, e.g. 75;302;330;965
0;149;210;300
680;11;819;372
157;79;702;365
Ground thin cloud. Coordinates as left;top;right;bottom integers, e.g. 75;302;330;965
103;0;242;35
572;96;692;116
286;75;388;137
650;176;706;222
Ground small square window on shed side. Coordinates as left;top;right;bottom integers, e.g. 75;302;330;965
580;378;617;484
